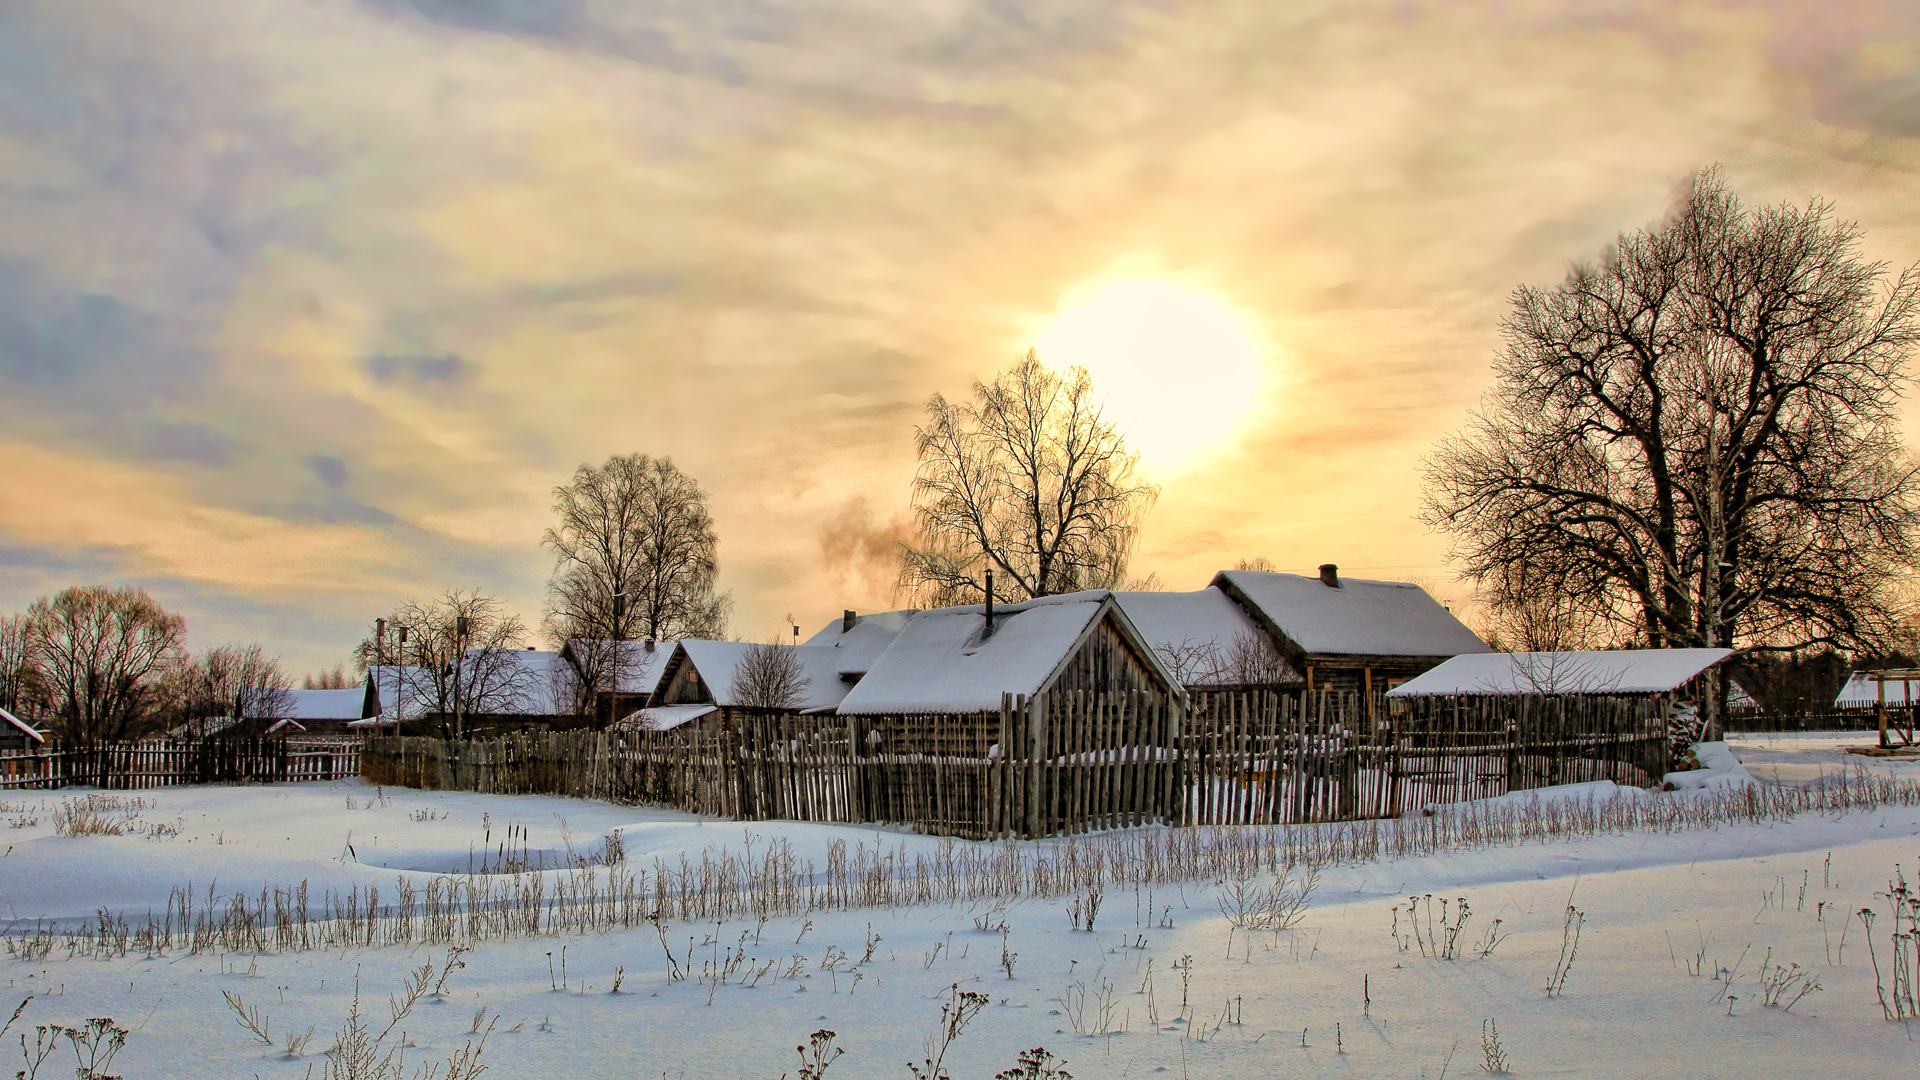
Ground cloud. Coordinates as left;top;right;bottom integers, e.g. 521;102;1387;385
1;0;1917;662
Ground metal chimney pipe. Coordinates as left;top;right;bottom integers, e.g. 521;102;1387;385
843;609;856;634
984;569;995;637
1319;563;1340;588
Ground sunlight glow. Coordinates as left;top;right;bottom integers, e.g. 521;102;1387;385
1034;279;1264;471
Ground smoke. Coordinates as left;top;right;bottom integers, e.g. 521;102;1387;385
817;496;913;609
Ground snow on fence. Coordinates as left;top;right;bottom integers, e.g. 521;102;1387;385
359;691;1669;838
0;735;362;790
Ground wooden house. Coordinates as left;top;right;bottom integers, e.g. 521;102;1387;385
1211;566;1490;697
0;707;44;752
560;638;677;724
1112;587;1303;693
652;640;858;717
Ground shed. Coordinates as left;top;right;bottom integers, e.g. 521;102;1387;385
1836;671;1915;710
0;706;45;752
1112;587;1303;691
1211;567;1490;696
1385;648;1732;698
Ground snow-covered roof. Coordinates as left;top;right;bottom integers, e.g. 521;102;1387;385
673;641;854;711
564;639;676;696
803;610;914;678
1112;588;1302;686
1385;648;1732;697
278;688;369;722
1835;671;1919;709
837;591;1176;715
368;665;434;722
1212;571;1491;658
458;649;574;716
0;706;45;743
618;704;719;732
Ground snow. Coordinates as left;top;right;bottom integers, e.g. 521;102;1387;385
1213;570;1491;657
1835;670;1917;709
1387;648;1732;697
1112;588;1302;685
674;640;856;711
803;609;914;677
9;744;1920;1078
836;593;1111;714
620;703;718;732
565;639;676;696
366;665;434;722
0;706;43;742
278;688;370;722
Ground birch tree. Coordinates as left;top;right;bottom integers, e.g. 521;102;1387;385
543;454;729;712
1426;170;1920;660
901;350;1159;605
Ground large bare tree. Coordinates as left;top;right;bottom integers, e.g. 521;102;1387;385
1427;171;1920;666
160;644;294;735
364;590;540;737
543;454;729;713
0;613;41;721
901;350;1159;605
27;585;186;744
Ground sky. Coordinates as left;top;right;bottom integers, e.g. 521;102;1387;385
1;0;1918;676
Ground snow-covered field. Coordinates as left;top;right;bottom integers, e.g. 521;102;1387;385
5;735;1920;1078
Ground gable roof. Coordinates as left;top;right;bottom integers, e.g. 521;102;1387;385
836;591;1180;715
1112;588;1303;686
803;610;914;679
279;688;371;721
563;639;676;696
0;706;44;744
458;649;574;715
1385;648;1732;697
368;665;435;721
1212;570;1491;659
1836;671;1919;709
671;640;857;712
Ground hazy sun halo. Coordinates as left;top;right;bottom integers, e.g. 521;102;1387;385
1034;279;1264;471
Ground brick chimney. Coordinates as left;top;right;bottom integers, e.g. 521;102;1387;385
843;609;857;634
1319;563;1340;588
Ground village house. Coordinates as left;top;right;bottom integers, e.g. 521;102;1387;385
560;638;678;724
835;590;1183;717
1209;565;1490;697
1111;586;1303;692
0;706;44;752
642;639;859;727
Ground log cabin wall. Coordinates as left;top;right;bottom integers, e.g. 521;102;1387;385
1044;611;1173;703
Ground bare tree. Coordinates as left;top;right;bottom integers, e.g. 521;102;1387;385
901;350;1159;606
1153;629;1296;688
543;454;730;712
1427;171;1920;669
27;585;185;744
1232;557;1278;572
304;664;353;690
0;613;43;721
731;641;810;710
1469;565;1621;653
363;591;539;737
161;644;294;735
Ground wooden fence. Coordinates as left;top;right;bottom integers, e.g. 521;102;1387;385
0;736;362;790
361;691;1669;838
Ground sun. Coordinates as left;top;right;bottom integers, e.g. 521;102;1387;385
1033;279;1265;471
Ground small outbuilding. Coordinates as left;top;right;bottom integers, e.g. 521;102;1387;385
1385;648;1734;700
0;706;45;752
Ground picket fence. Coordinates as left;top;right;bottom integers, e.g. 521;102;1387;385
360;691;1670;838
0;736;362;790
